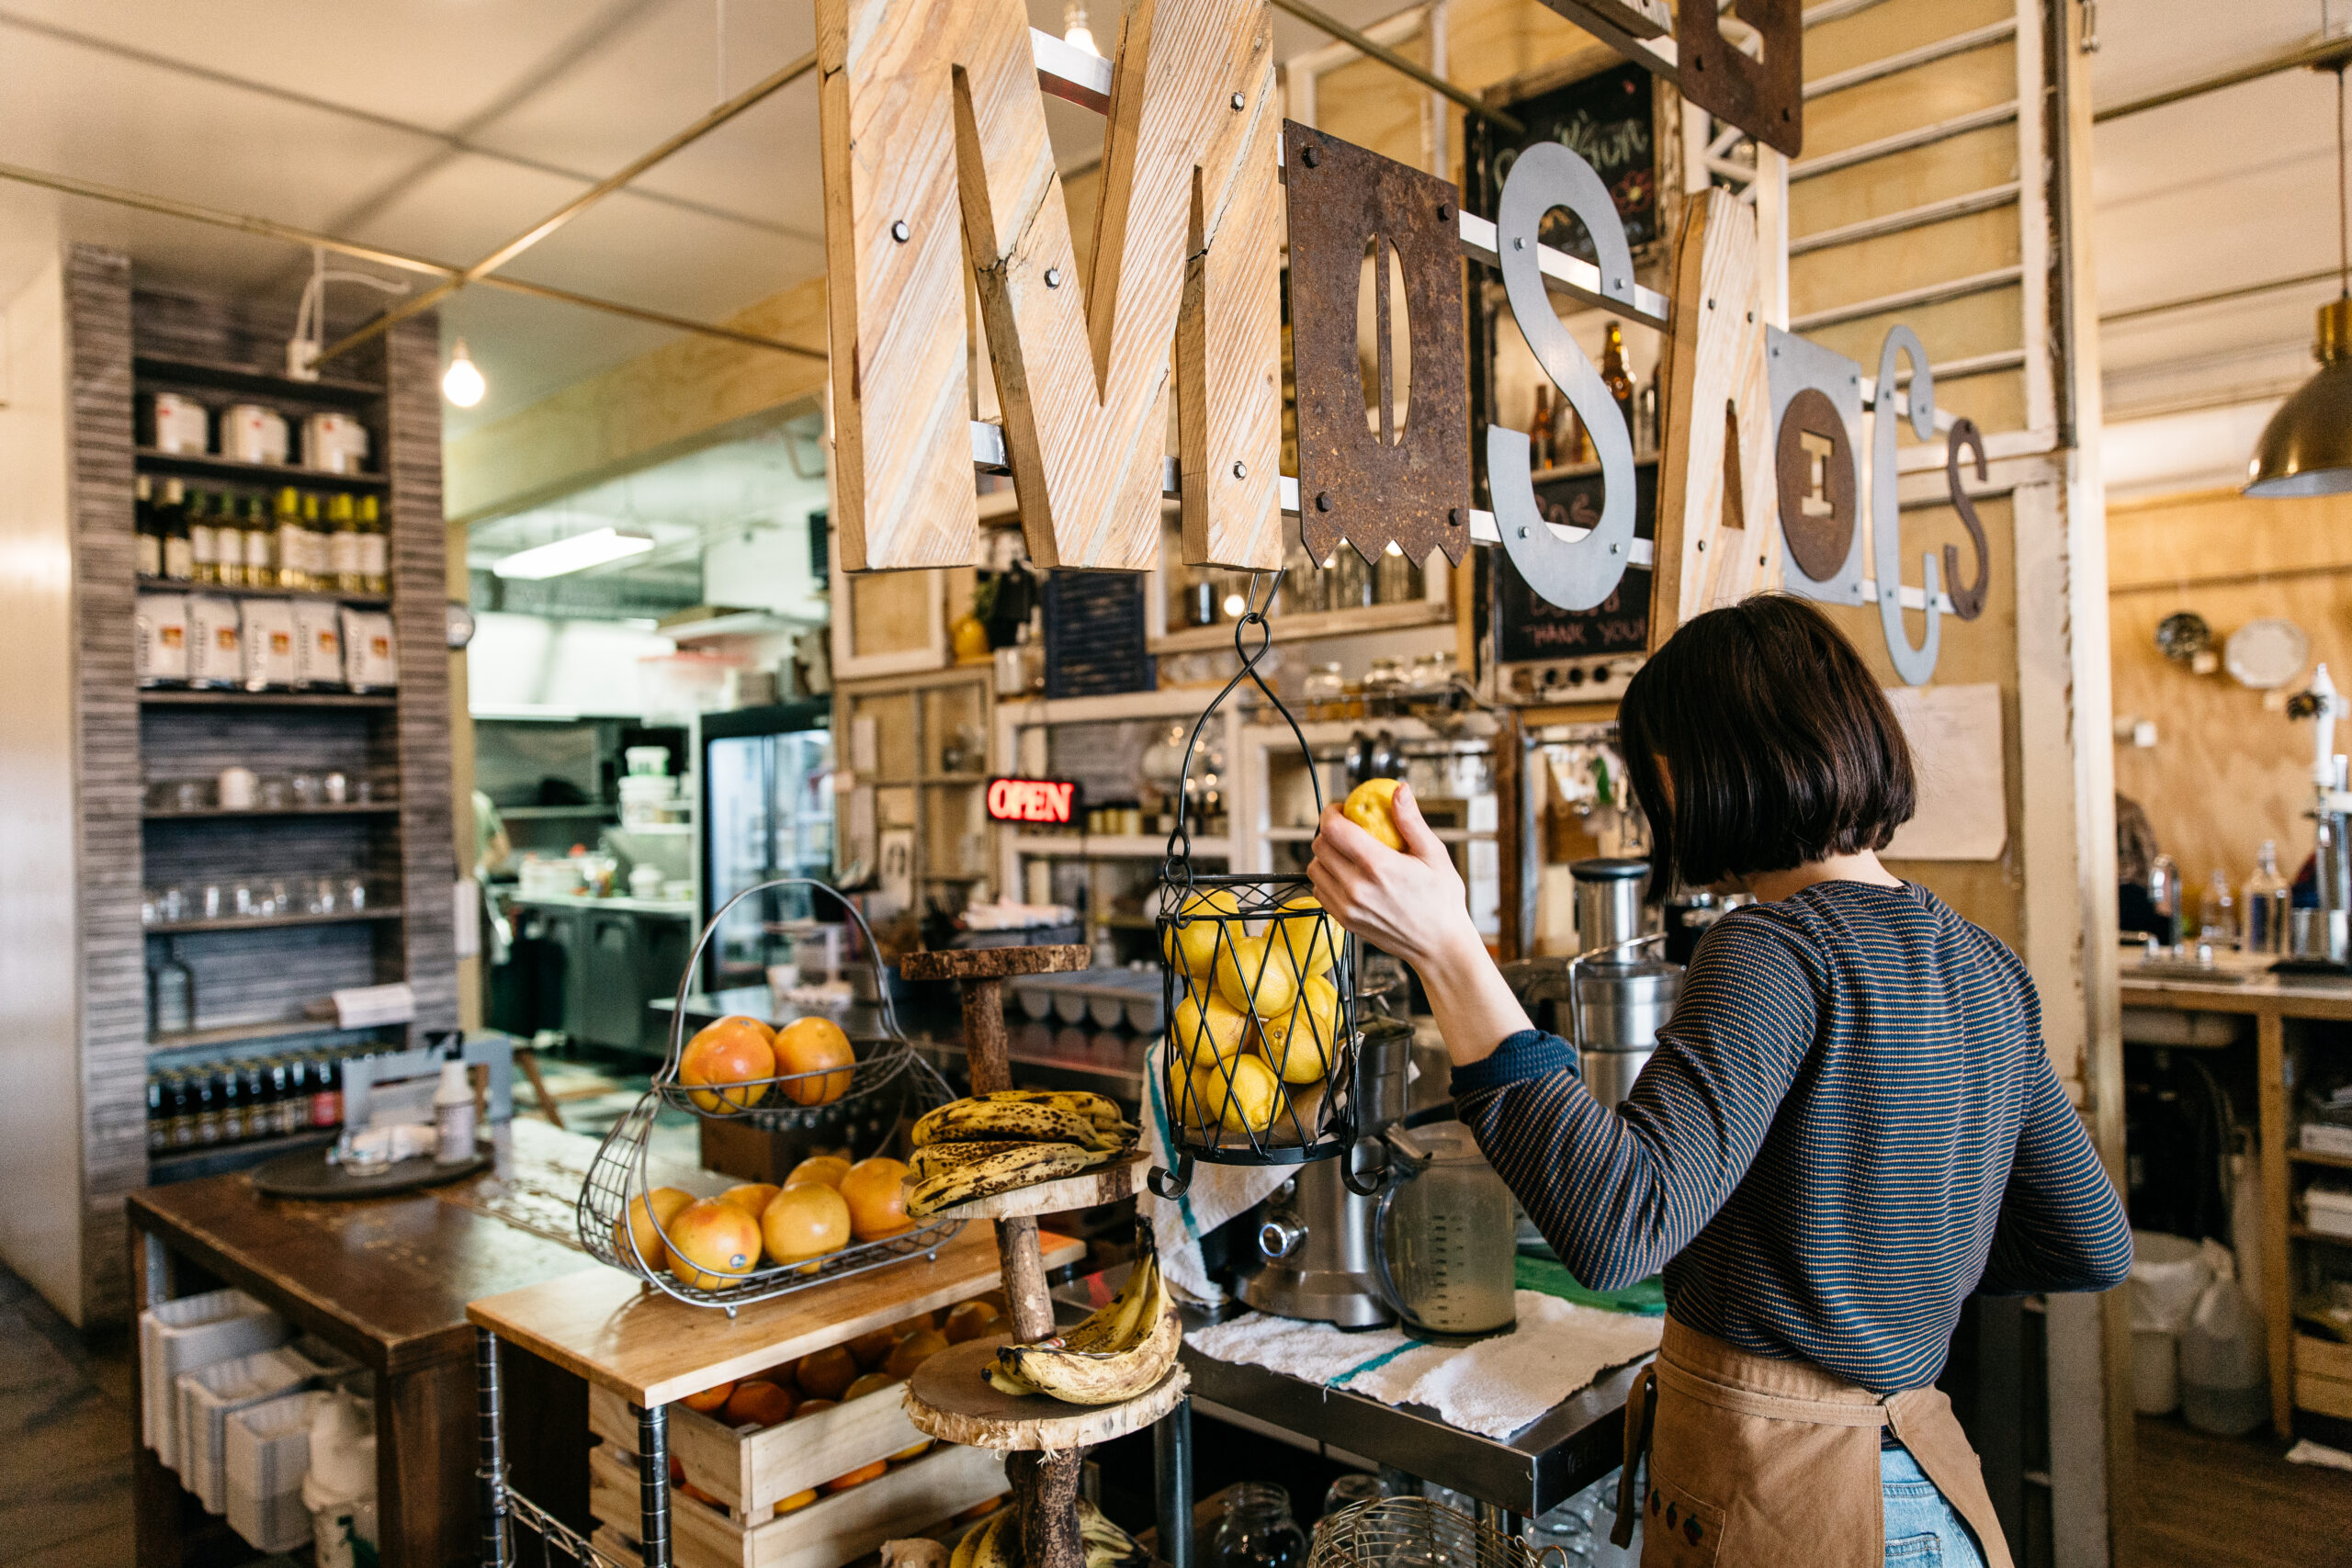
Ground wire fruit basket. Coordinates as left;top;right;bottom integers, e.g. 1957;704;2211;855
1153;577;1361;1200
1309;1498;1573;1568
574;877;965;1314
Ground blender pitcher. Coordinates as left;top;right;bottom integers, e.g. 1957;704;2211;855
1371;1121;1519;1342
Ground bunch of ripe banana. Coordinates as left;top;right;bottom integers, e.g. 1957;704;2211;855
983;1238;1178;1404
902;1091;1137;1218
950;1500;1146;1568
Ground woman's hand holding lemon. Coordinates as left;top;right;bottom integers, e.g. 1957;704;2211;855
1309;778;1534;1071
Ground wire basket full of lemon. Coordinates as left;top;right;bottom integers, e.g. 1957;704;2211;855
573;878;966;1314
1150;580;1361;1199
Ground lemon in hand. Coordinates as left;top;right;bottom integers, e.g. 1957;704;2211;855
1341;778;1406;852
1215;933;1299;1020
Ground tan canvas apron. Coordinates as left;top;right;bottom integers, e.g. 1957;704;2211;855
1608;1317;2014;1568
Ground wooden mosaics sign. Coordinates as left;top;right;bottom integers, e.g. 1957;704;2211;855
817;0;1987;683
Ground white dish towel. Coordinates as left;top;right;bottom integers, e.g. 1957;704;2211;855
1186;1291;1664;1440
1139;1039;1289;1305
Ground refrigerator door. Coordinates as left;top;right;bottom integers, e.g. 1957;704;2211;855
701;724;835;990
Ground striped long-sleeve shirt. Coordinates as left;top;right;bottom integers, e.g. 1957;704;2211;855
1454;880;2132;1393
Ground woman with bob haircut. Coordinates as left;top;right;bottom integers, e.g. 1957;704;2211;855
1310;595;2130;1568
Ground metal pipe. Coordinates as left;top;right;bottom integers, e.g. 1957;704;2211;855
635;1402;672;1568
2093;32;2352;124
1268;0;1524;136
0;159;823;359
2100;265;2342;326
476;1329;513;1568
1153;1396;1194;1568
319;47;821;364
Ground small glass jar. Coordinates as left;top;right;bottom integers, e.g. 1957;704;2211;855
1211;1483;1307;1568
1283;541;1326;617
1363;658;1406;716
1329;547;1372;612
1302;661;1345;720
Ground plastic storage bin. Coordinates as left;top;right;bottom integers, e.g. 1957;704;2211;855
226;1391;326;1552
177;1345;327;1513
140;1290;288;1472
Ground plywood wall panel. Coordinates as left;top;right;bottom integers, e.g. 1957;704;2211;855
1788;208;2020;321
1803;285;2024;386
1805;0;2013;80
1788;125;2018;240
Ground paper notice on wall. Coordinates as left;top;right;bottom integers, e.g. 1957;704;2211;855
1881;682;2007;862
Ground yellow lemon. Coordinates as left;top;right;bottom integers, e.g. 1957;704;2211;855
1214;933;1299;1020
1171;990;1250;1069
1341;778;1406;852
1190;1053;1283;1135
1161;888;1240;977
1253;975;1340;1085
1268;895;1336;977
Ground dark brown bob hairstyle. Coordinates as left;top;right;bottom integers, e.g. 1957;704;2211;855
1617;594;1915;892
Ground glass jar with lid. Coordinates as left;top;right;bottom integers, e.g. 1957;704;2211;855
1211;1483;1307;1568
1363;658;1407;716
1302;661;1345;720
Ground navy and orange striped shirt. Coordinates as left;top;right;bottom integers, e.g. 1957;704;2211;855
1453;880;2132;1394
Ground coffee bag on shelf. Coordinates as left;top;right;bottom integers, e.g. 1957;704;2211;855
187;595;242;688
240;599;297;689
135;593;189;686
338;607;397;691
292;599;343;689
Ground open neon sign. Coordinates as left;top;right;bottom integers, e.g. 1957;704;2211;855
986;778;1081;826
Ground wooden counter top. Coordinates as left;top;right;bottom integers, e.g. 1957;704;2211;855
469;1224;1085;1408
2120;967;2352;1019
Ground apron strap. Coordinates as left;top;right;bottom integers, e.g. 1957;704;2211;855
1654;1359;1889;1427
1884;1387;2018;1568
1611;1363;1657;1551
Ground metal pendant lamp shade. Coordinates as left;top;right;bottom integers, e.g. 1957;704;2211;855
2246;298;2352;497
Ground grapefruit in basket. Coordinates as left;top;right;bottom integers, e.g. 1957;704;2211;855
762;1181;852;1269
788;1153;851;1188
665;1198;762;1291
840;1156;914;1240
679;1016;776;1112
773;1017;855;1106
614;1185;693;1269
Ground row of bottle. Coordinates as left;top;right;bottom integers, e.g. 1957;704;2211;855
2154;840;2293;953
1531;321;1655;469
137;477;389;596
146;1047;368;1153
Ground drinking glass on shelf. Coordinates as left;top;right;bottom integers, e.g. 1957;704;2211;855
157;885;187;925
311;876;340;916
199;883;225;920
257;775;291;810
290;773;322;808
141;888;159;928
232;881;259;919
343;874;369;911
1319;1473;1385;1516
266;879;291;918
322;772;349;805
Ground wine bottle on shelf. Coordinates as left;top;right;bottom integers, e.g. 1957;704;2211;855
187;490;220;586
134;475;161;580
242;494;274;589
159;479;194;583
301;491;330;592
275;487;308;590
1600;322;1635;438
357;495;388;595
1531;383;1555;469
220;492;251;588
329;492;363;592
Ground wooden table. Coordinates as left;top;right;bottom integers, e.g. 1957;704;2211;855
127;1119;638;1568
2118;968;2352;1437
467;1225;1086;1568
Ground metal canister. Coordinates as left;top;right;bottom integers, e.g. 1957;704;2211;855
1571;857;1649;953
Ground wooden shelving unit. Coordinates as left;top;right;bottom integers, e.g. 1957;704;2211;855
21;254;462;1323
136;574;389;608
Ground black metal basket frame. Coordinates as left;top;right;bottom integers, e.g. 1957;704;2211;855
572;876;965;1314
1152;573;1364;1200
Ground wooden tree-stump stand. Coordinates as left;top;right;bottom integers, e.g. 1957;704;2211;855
897;943;1179;1568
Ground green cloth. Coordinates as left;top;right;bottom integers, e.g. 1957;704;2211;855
1514;1252;1667;1315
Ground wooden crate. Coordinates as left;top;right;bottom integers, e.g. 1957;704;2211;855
588;1437;1005;1568
2293;1335;2352;1420
589;1380;935;1515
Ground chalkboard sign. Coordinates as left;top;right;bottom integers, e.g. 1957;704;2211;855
1477;62;1660;261
1492;459;1657;665
1042;571;1155;699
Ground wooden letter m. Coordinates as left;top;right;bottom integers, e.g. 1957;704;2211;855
820;0;1284;572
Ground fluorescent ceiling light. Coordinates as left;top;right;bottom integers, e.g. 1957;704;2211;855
492;527;655;580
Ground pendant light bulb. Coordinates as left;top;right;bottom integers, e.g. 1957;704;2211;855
1063;2;1098;55
442;338;486;409
2247;59;2352;496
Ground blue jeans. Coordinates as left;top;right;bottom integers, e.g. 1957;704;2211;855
1883;1444;1987;1566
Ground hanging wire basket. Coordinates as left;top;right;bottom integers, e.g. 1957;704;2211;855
574;877;964;1314
1152;575;1362;1201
